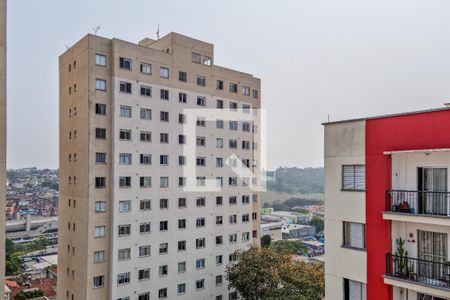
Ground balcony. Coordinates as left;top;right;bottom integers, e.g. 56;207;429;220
384;190;450;225
385;253;450;293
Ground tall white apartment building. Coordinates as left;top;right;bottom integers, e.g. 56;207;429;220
58;32;261;300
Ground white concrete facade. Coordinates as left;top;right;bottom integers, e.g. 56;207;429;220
324;120;367;299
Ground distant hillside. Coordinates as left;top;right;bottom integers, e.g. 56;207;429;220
267;167;324;194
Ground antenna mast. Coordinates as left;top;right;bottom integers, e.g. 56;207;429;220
93;26;101;36
157;24;160;40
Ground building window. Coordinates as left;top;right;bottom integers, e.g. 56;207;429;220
229;83;238;93
140;199;151;211
229;233;237;243
159;243;168;254
343;278;366;300
179;71;187;82
95;226;105;238
118;248;131;261
229;102;238;111
140;63;152;74
119;176;131;188
216;236;223;245
95;103;106;115
119;57;132;70
197;75;206;86
140;154;152;165
216;80;224;90
197;96;206;106
178;219;186;229
139;245;151;257
140;176;152;188
160;221;168;231
139;293;150;300
196;238;206;249
93;251;105;263
117;272;130;285
119;129;131;141
96;128;106;139
342;165;366;191
242;232;250;241
160;89;169;100
160;67;169;78
216;275;223;285
252;89;258;99
216;255;223;265
196;197;206;207
160;133;169;143
95;177;106;188
196;136;206;146
179;135;186;144
95;201;106;213
160;111;169;122
178;198;186;208
242;86;250;96
177;283;186;295
140;108;152;120
119;200;131;213
158;288;168;299
140;131;152;142
95;152;106;164
243;122;251;131
216;196;223;206
178;177;186;187
178;262;186;273
216;119;224;129
203;56;212;66
119;153;132;165
196;218;205;228
192;52;201;64
95;79;106;91
95;54;106;67
178;240;186;251
160;198;169;209
196;258;205;269
179;92;187;103
140;85;152;97
196;157;206;166
216;216;223;225
160;155;169;165
216;99;224;109
119;81;132;93
229;214;237;224
343;222;366;250
229;121;238;130
195;279;205;290
93;275;104;288
229;139;237;148
179;155;186;166
118;224;131;236
229;196;237;205
119;105;132;118
138;268;150;281
197;117;206;127
139;222;151;234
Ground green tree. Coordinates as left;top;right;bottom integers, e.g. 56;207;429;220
5;253;21;275
260;235;272;248
5;238;14;254
308;217;324;234
270;240;308;255
226;246;324;300
14;290;44;300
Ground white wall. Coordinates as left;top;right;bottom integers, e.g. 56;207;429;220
324;120;367;299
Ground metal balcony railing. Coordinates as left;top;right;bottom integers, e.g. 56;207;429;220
386;253;450;289
386;190;450;216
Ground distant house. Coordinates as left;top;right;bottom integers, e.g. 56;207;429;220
281;224;316;239
261;222;283;241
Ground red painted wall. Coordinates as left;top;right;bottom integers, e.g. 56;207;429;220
365;109;450;300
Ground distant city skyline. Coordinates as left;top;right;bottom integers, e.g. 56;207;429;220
7;0;450;169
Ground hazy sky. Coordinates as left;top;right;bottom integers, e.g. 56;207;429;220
6;0;450;169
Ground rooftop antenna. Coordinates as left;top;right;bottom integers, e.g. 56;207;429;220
327;114;330;122
93;26;101;36
157;24;160;40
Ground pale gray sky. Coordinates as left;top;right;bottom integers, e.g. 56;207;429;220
7;0;450;169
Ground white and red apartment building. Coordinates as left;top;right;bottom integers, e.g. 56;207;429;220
324;107;450;300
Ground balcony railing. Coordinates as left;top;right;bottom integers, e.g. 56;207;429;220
386;253;450;289
386;190;450;217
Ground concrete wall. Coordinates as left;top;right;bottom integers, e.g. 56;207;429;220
324;120;367;299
